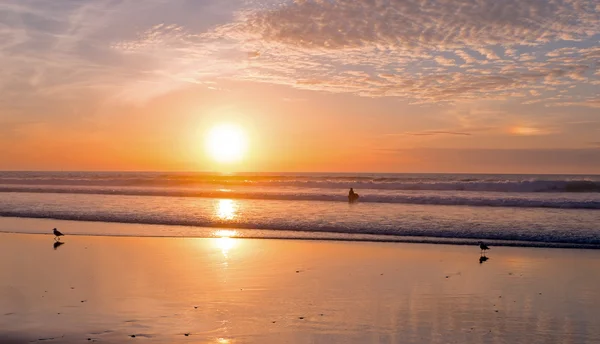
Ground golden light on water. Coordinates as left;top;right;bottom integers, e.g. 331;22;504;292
215;199;238;220
213;229;238;258
216;237;237;258
214;229;237;238
205;123;248;163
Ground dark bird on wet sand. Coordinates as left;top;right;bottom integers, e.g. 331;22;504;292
479;241;490;254
53;228;64;240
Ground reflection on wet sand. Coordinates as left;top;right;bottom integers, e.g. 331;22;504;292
212;230;239;258
53;241;65;250
1;234;600;343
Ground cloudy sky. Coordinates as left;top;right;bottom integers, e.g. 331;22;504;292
1;0;599;173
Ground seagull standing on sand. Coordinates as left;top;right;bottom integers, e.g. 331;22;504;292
53;228;64;241
479;241;489;254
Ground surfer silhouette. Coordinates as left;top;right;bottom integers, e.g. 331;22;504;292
348;188;359;203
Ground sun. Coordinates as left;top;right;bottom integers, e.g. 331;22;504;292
205;124;248;163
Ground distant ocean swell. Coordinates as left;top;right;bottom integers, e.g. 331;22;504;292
1;176;600;193
1;210;599;247
1;186;599;209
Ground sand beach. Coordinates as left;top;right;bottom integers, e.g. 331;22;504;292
1;224;599;343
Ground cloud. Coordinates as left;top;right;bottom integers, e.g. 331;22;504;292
378;148;600;173
0;0;176;109
237;0;598;50
407;130;472;136
553;98;600;108
455;50;478;64
0;0;599;108
474;47;500;61
435;56;457;67
191;0;599;104
509;126;555;136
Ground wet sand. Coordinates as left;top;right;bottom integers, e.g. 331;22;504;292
1;232;600;343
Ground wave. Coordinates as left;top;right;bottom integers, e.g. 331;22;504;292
1;173;599;193
244;179;600;193
1;211;599;249
1;186;599;209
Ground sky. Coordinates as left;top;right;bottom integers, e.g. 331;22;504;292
0;0;599;173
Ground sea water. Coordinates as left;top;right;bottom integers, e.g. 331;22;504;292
0;172;599;248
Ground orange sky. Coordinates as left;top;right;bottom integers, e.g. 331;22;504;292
0;1;599;173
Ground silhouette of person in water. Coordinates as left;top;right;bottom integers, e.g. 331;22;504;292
348;188;359;202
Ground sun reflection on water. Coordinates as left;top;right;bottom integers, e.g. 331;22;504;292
215;199;238;220
214;229;237;237
213;229;238;258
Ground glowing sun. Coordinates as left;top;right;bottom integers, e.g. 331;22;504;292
205;124;248;163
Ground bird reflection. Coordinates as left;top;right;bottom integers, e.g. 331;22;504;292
53;241;65;250
479;255;489;264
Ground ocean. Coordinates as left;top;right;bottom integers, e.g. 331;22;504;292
0;171;599;248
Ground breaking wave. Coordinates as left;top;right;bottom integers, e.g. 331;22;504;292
1;186;599;209
1;172;600;193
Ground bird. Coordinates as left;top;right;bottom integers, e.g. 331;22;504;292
53;228;64;241
479;241;490;254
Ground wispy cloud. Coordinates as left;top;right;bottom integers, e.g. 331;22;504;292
553;97;600;108
0;0;599;108
509;126;556;136
406;130;472;137
389;129;481;137
375;148;600;173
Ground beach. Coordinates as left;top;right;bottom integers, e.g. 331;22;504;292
2;225;600;343
1;172;599;343
2;0;600;341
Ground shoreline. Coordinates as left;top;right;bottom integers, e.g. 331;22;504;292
1;216;600;250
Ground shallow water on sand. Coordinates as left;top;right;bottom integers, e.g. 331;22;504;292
1;232;600;343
